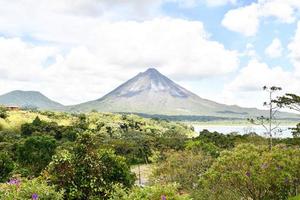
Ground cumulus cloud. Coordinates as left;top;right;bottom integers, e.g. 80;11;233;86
222;0;300;36
0;0;234;26
288;21;300;77
0;0;241;104
222;3;260;37
223;59;300;108
265;38;283;58
0;37;57;81
0;17;239;104
0;39;125;104
226;60;297;92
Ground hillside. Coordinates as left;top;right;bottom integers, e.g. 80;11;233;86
0;90;64;110
70;68;299;119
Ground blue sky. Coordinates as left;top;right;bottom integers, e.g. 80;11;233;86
0;0;300;108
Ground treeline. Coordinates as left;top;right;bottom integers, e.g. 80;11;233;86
120;112;241;121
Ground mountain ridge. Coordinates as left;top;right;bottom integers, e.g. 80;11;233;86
0;68;299;119
69;68;299;119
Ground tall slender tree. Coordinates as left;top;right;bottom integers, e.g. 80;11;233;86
248;86;282;150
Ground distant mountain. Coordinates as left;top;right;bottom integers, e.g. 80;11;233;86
70;68;299;119
0;90;64;110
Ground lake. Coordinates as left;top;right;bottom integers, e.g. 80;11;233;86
193;124;294;138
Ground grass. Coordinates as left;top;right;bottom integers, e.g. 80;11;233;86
0;110;73;132
290;195;300;200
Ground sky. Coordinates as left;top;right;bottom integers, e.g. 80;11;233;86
1;0;300;109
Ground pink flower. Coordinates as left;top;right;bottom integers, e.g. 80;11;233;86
8;178;21;186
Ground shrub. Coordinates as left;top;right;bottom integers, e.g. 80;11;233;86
0;152;15;182
195;144;300;200
196;129;235;149
0;106;8;119
20;116;64;139
0;177;63;200
151;150;213;191
109;184;191;200
185;140;220;157
16;136;57;176
44;131;135;199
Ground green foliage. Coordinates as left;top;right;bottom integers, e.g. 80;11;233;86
291;123;300;138
185;140;220;157
156;128;188;151
0;106;8;119
0;177;63;200
195;144;300;200
109;184;191;200
195;129;269;151
21;116;59;137
196;129;235;149
20;116;79;141
0;152;15;182
73;113;89;130
276;137;300;147
16;135;57;176
3;109;300;199
45;131;135;200
290;195;300;200
104;130;156;164
151;150;213;191
275;93;300;112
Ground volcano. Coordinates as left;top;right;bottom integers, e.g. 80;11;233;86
70;68;296;118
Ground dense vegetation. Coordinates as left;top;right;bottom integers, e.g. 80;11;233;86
0;107;300;199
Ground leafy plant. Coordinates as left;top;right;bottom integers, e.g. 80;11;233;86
0;106;8;119
44;131;135;199
16;135;57;176
109;184;191;200
151;150;213;191
196;144;300;200
0;152;15;182
0;177;63;200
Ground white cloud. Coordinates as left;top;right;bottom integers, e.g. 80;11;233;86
265;38;283;58
226;60;295;92
0;37;57;81
222;3;260;36
0;40;125;105
222;0;300;36
0;0;233;27
288;21;300;76
0;17;239;104
260;0;295;23
223;59;300;108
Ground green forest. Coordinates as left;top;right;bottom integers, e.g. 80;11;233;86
0;105;300;200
